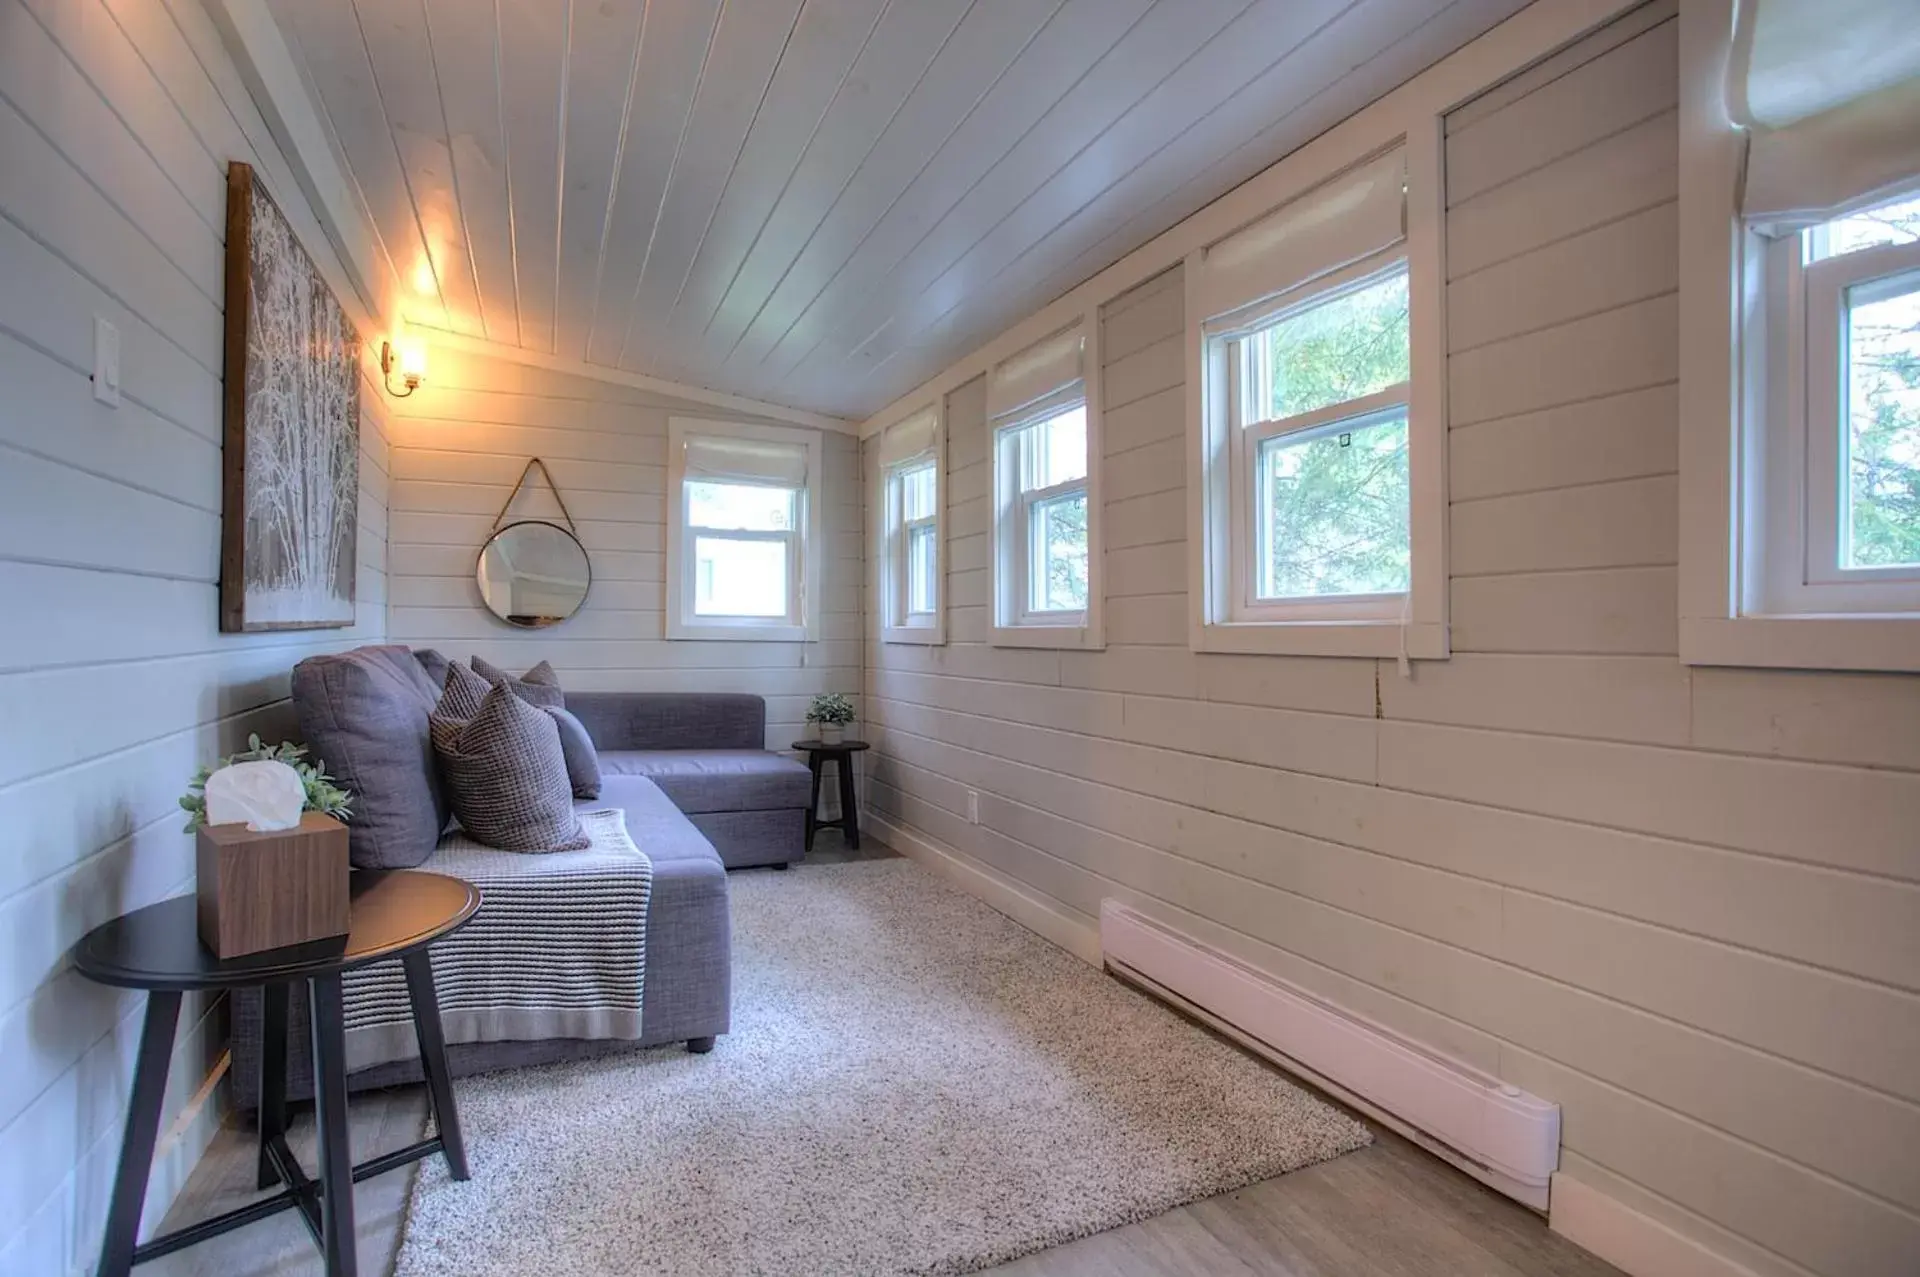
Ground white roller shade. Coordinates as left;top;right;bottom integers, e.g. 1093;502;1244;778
1734;0;1920;232
877;405;939;470
682;432;808;486
1195;146;1405;323
988;322;1084;422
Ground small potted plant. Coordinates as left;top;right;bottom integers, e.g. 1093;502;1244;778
806;693;856;745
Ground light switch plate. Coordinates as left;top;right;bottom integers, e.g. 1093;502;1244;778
966;789;979;824
92;317;121;407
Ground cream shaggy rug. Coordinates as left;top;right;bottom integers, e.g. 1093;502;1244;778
394;858;1370;1276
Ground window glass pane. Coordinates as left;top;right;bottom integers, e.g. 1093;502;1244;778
907;524;937;614
687;481;794;532
1257;412;1409;599
899;464;937;523
693;536;788;616
1028;492;1088;613
1808;192;1920;262
1844;273;1920;568
1021;405;1087;490
1254;268;1409;423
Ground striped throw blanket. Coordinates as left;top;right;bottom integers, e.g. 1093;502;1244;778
341;809;653;1073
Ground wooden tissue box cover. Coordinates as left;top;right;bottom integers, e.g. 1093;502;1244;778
196;812;350;958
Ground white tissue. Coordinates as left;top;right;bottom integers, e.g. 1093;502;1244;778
204;760;307;832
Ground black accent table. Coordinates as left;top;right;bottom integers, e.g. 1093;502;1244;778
71;870;481;1277
794;739;870;852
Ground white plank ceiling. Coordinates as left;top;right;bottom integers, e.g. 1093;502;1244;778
267;0;1529;420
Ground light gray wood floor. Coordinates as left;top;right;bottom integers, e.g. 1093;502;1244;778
150;835;1620;1277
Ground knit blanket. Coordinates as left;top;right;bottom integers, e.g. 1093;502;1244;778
341;809;653;1073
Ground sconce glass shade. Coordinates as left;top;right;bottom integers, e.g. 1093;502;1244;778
381;338;427;397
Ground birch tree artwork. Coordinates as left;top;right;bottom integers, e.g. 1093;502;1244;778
220;162;360;632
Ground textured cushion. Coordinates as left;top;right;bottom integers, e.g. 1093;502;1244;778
292;646;448;870
598;750;811;814
548;706;602;800
431;682;589;852
440;660;492;718
565;693;766;752
470;656;565;709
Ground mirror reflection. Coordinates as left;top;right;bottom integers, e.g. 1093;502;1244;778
477;521;591;628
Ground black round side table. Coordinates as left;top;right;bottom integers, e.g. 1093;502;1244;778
793;739;871;852
72;870;480;1277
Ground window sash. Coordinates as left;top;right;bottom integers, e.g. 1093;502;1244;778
887;462;940;628
682;524;801;624
994;404;1091;629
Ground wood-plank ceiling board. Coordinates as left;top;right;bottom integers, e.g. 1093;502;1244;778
421;0;518;346
268;0;453;333
686;0;983;376
579;0;725;367
349;0;487;337
739;0;1258;396
266;0;1530;417
549;0;651;361
615;0;807;373
856;0;1532;412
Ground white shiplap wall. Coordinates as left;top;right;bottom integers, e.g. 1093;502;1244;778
385;349;863;750
864;17;1920;1277
0;0;393;1270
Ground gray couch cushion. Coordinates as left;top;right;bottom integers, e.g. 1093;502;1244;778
549;706;602;800
566;693;765;752
598;750;811;814
413;648;452;691
292;646;448;870
431;682;589;853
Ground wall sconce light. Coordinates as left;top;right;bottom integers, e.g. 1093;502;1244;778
381;338;426;397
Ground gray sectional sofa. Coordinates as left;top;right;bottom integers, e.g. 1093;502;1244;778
228;645;808;1106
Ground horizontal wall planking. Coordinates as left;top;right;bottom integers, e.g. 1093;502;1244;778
1105;593;1187;646
1449;474;1678;576
1551;1151;1813;1277
0;560;388;675
439;638;863;673
388;512;663;554
1380;652;1690;746
1378;719;1920;882
1102;333;1183;412
544;666;860;697
1448;383;1676;501
387;415;669;465
1443;16;1676;207
389;606;863;646
1104;489;1185;550
390;544;664;584
1447;109;1677;280
1103;434;1185;502
1450;566;1677;655
0;448;220;580
871;721;1920;1210
1446;205;1677;354
389;448;666;496
1448;294;1678;428
1104;540;1186;597
873;641;1063;688
1690;668;1920;773
389;478;666;527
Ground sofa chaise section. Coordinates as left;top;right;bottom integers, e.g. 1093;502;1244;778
566;692;810;870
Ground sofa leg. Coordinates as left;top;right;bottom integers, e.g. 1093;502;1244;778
686;1036;717;1055
772;861;790;871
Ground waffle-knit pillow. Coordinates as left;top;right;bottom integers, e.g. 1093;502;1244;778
429;680;589;853
469;656;564;709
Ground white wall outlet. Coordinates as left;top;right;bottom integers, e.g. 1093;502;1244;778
92;316;121;407
966;789;980;824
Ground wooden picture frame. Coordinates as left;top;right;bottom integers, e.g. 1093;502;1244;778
220;161;361;633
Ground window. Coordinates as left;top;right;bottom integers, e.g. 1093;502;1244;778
878;404;944;644
1679;0;1920;669
988;316;1103;647
1189;144;1446;658
665;417;823;642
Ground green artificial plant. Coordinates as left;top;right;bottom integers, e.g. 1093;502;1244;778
179;735;353;833
805;693;856;727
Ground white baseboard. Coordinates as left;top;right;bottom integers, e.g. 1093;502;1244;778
862;811;1102;965
1550;1174;1763;1277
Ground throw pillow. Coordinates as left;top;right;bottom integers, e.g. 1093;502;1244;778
430;681;590;853
439;659;493;719
547;705;603;800
470;655;565;709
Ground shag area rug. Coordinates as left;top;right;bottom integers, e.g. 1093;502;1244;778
395;859;1371;1276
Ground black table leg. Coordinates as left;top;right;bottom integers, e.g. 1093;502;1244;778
307;972;358;1277
805;753;824;852
403;949;469;1180
837;754;861;849
257;981;289;1190
96;990;181;1277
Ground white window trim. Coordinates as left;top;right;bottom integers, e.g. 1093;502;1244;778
1678;0;1920;672
990;306;1105;650
1185;123;1449;661
664;415;823;643
880;401;946;646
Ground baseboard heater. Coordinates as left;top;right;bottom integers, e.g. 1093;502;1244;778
1100;901;1559;1211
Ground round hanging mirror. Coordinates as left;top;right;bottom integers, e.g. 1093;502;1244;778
476;520;591;629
